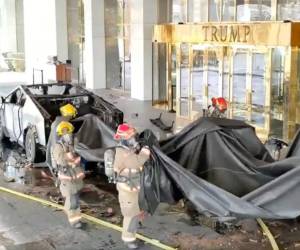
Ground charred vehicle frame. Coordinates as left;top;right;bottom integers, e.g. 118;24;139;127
0;83;123;164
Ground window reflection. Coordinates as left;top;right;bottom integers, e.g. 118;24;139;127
252;53;266;107
173;0;187;23
209;0;220;21
233;52;247;106
222;0;235;21
278;0;300;20
270;48;285;138
180;43;189;99
171;45;177;110
271;48;284;108
189;0;208;22
181;0;300;22
192;49;204;109
236;0;271;21
152;43;167;107
207;50;219;100
222;51;230;99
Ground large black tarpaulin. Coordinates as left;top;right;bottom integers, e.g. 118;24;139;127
139;118;300;219
73;114;117;162
72;115;300;219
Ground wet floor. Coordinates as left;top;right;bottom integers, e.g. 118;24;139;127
0;140;37;185
0;135;299;249
0;139;218;249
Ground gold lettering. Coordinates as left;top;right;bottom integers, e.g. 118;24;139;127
242;26;251;42
220;26;228;42
229;26;240;42
201;25;251;44
202;26;209;41
211;26;219;42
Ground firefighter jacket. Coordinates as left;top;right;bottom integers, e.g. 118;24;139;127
52;142;84;195
46;116;69;169
113;147;149;191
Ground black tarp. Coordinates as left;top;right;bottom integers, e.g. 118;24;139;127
73;115;300;219
139;118;300;219
73;114;116;163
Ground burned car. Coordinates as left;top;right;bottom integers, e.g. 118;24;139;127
0;83;123;163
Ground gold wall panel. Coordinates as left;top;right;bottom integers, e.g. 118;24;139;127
153;22;300;47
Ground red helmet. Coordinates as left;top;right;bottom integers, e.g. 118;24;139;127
211;97;228;112
114;124;137;140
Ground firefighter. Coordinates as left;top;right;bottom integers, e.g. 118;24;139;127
113;124;150;249
208;97;228;118
52;121;85;229
46;103;78;176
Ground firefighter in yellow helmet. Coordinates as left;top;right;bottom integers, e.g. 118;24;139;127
46;103;78;177
112;124;150;249
52;121;85;228
59;103;78;118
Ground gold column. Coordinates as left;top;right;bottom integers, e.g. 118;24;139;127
228;47;234;119
188;44;193;119
296;49;300;128
204;50;209;107
246;50;252;122
167;44;172;111
283;47;299;142
264;48;273;138
176;44;181;116
219;48;224;97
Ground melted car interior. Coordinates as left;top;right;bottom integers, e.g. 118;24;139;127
22;84;123;132
25;84;104;119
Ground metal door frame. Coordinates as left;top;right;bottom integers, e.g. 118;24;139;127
228;46;272;140
176;44;225;119
174;43;273;140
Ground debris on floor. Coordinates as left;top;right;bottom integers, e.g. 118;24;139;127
1;141;300;250
150;113;174;131
3;151;34;185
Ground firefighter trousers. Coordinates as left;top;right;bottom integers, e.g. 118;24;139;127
117;183;140;243
60;180;82;226
64;193;81;225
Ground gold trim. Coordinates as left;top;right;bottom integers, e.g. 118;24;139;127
153;22;300;47
283;47;299;141
167;44;172;110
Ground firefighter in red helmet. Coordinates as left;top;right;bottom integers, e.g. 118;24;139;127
112;124;150;249
209;97;228;118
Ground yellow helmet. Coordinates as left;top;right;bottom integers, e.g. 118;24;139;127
56;121;74;136
60;104;77;118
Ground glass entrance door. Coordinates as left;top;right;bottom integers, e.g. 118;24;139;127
207;50;221;101
178;45;224;119
250;49;270;139
191;46;205;119
232;51;247;108
252;53;266;107
230;47;271;139
175;44;271;138
178;43;190;117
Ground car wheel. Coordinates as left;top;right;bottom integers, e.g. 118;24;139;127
25;128;37;163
